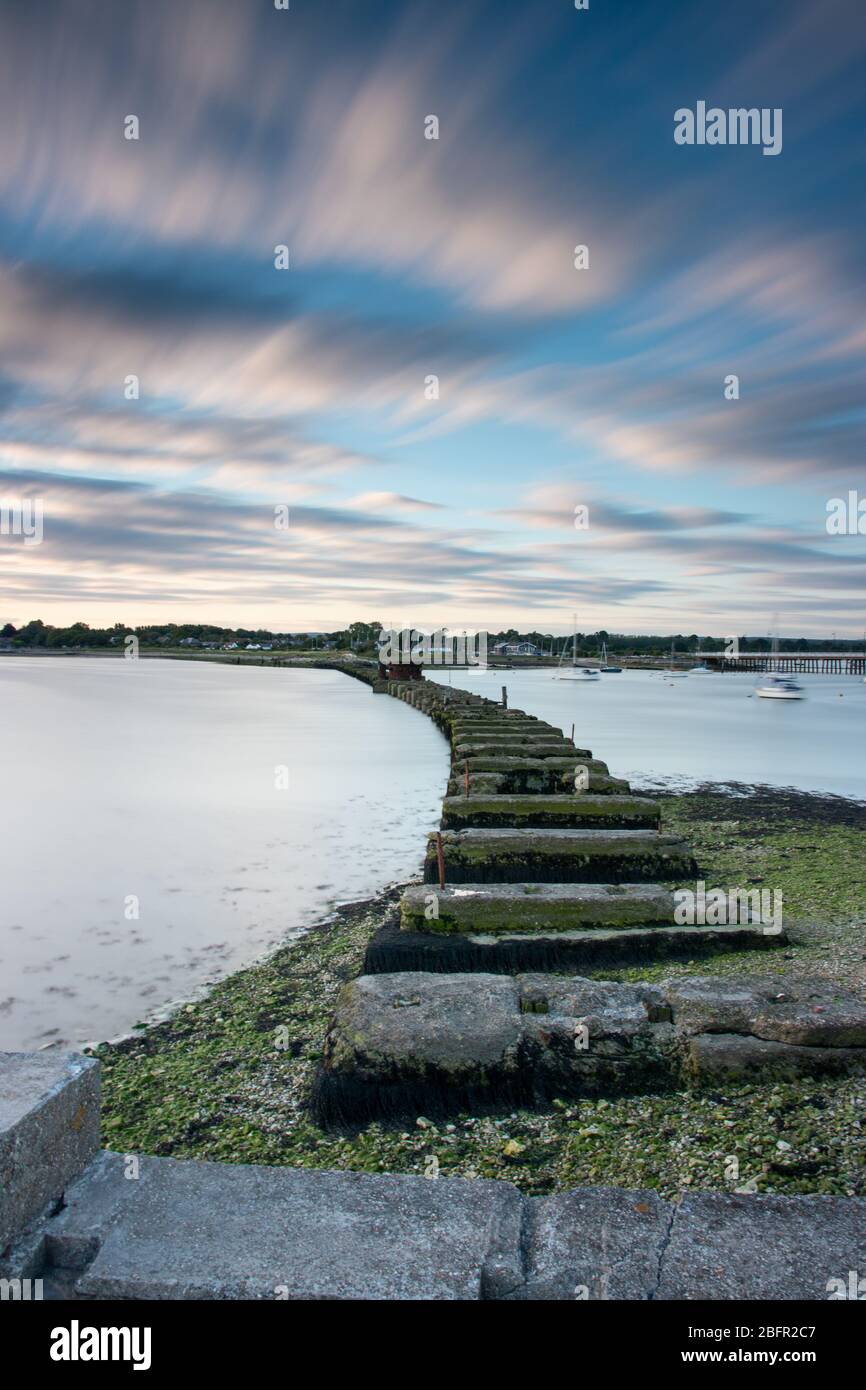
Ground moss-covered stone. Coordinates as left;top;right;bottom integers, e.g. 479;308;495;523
440;794;659;831
424;828;698;884
401;883;675;935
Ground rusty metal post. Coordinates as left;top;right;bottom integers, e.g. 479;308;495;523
436;832;446;888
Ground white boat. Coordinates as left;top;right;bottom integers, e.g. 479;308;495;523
599;641;622;673
560;666;601;682
554;616;601;680
688;663;714;674
756;674;805;700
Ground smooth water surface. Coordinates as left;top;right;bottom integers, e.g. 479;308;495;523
0;659;448;1050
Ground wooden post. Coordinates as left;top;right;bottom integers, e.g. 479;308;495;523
436;832;446;888
571;722;575;742
464;760;469;797
501;685;507;708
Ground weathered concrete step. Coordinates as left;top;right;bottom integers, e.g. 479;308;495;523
447;728;561;739
424;828;697;883
12;1144;863;1300
519;1188;866;1302
439;705;528;717
0;1051;100;1251
440;794;658;831
315;972;866;1126
454;731;569;745
401;883;676;934
459;753;597;773
38;1151;523;1300
454;740;576;760
366;919;785;975
447;771;628;797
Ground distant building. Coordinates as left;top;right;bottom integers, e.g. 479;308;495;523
492;641;542;657
178;637;201;647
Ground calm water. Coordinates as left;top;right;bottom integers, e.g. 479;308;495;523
0;659;448;1051
429;667;866;799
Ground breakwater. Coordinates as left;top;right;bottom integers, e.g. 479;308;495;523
3;664;866;1301
313;673;866;1127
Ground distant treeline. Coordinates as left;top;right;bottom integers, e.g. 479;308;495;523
1;619;861;656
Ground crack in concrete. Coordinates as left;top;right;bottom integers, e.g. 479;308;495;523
648;1197;680;1301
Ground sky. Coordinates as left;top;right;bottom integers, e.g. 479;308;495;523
0;0;865;638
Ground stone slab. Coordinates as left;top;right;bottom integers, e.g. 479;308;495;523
515;1187;673;1300
314;971;675;1125
458;753;596;772
0;1051;100;1252
657;1193;866;1301
685;1032;866;1081
423;827;698;884
46;1154;525;1300
401;882;676;934
366;920;785;975
440;794;659;831
453;740;575;759
666;976;866;1047
318;970;865;1125
448;770;627;796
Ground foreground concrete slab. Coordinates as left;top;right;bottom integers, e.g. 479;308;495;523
424;827;698;884
515;1187;673;1300
0;1051;100;1253
31;1154;866;1300
657;1193;866;1301
440;793;659;831
400;883;676;935
44;1154;525;1300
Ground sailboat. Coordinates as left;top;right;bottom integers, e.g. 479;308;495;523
688;642;714;674
599;641;622;673
668;639;687;677
755;632;804;698
756;673;805;700
553;620;600;681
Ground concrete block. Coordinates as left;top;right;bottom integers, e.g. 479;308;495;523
48;1155;525;1300
657;1193;866;1300
0;1051;100;1251
424;828;698;884
516;1187;672;1299
440;794;659;831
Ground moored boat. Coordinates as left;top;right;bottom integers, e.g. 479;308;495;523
756;673;805;700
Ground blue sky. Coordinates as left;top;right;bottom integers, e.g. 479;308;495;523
0;0;865;636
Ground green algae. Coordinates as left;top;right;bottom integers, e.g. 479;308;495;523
95;784;866;1195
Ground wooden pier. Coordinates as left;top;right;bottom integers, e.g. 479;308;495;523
704;651;866;674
